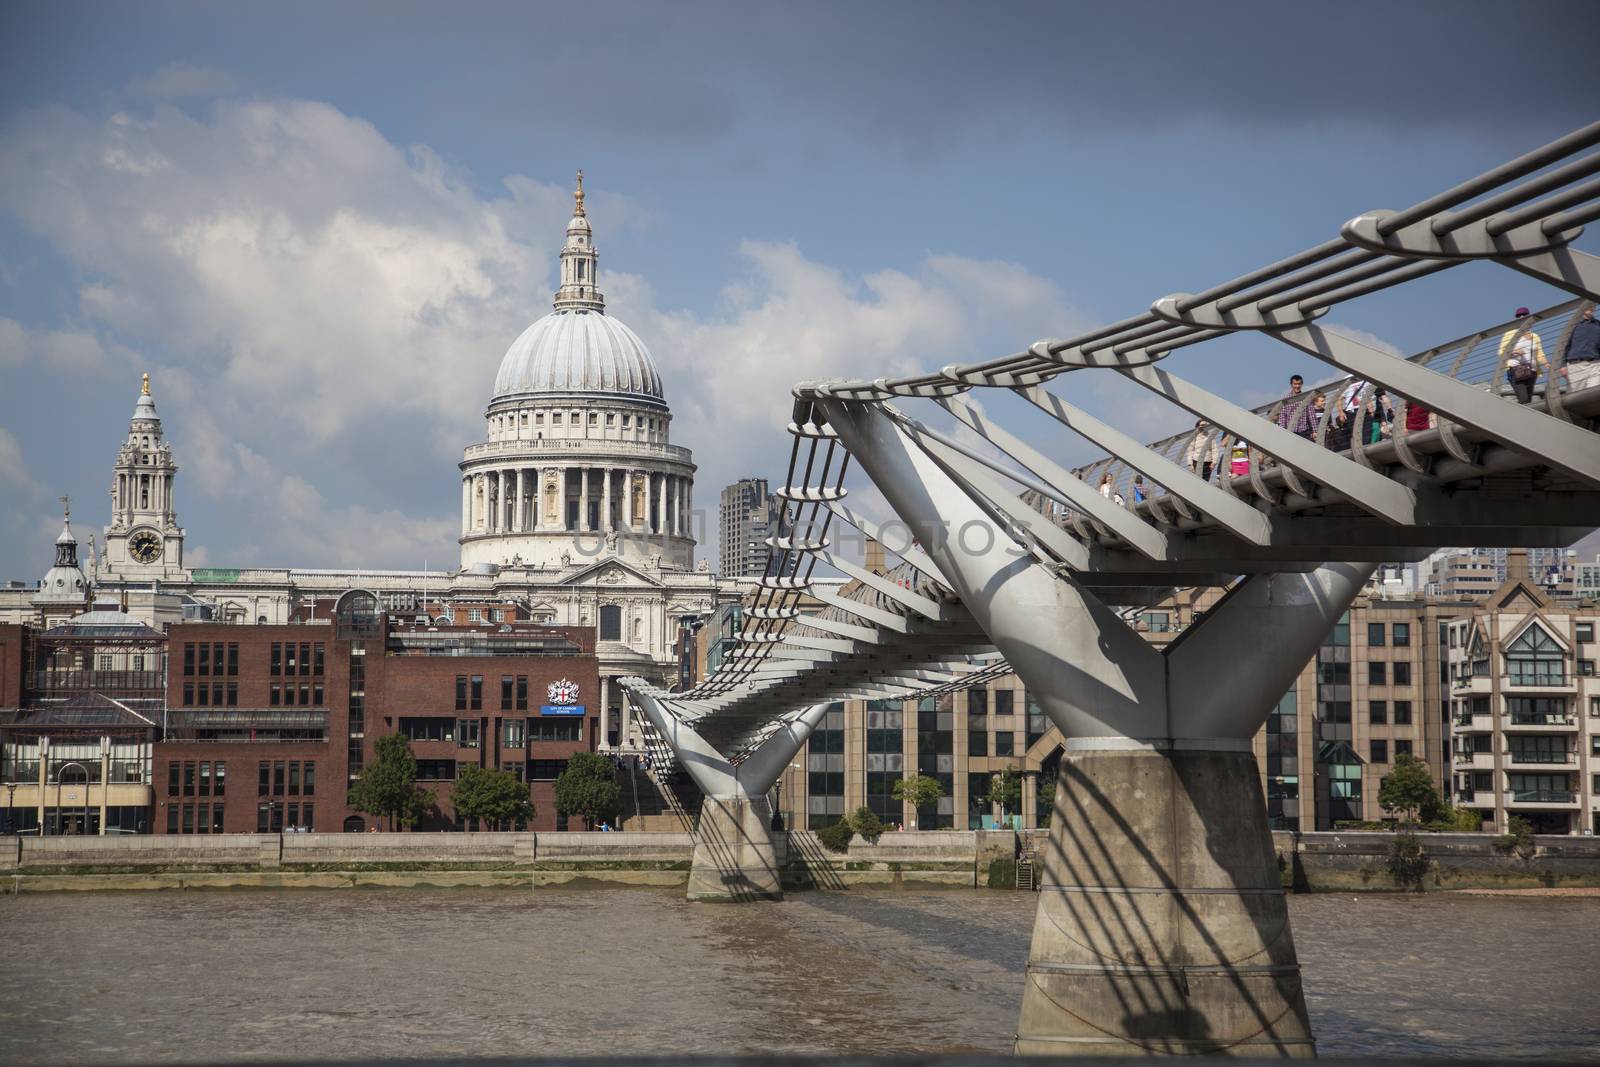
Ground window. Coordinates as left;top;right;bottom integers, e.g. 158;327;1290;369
599;604;622;641
1370;740;1388;763
1577;623;1594;643
516;676;528;712
994;690;1014;715
414;760;458;780
468;609;482;623
1393;662;1412;686
198;643;210;676
1368;662;1387;685
968;688;988;716
167;807;178;834
183;683;194;707
1392;623;1411;647
168;762;180;797
183;762;196;797
215;763;226;798
1508;696;1569;725
455;675;468;711
313;644;324;675
529;718;582;742
198;762;211;797
1581;659;1596;677
288;762;300;796
210;805;224;833
183;644;195;675
226;682;238;706
303;763;314;797
504;719;525;747
505;761;525;783
471;676;483;711
994;732;1015;756
529;759;567;781
1393;700;1413;725
1368;623;1386;646
400;717;457;742
457;719;481;748
227;643;239;675
97;653;113;671
270;643;281;676
501;675;514;710
285;643;298;674
273;761;285;795
300;643;311;676
269;684;281;706
1506;625;1565;686
1369;700;1388;724
258;762;269;796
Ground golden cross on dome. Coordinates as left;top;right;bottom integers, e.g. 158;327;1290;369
574;169;586;216
59;494;70;521
141;372;151;396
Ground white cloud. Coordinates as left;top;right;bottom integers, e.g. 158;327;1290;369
0;427;40;493
0;316;109;371
0;88;1087;571
129;63;237;100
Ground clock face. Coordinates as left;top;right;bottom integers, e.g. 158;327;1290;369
129;530;163;564
546;678;580;705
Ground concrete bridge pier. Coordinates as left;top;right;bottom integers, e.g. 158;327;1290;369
1018;743;1313;1057
688;793;784;902
625;683;827;903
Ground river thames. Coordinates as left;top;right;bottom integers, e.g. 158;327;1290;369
1;888;1596;1063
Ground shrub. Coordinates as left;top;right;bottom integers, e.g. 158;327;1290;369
1386;830;1430;890
848;805;886;843
816;819;854;853
1493;815;1536;861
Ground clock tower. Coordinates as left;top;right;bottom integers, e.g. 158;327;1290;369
102;374;186;580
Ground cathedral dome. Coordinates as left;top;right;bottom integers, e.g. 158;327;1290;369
492;309;663;402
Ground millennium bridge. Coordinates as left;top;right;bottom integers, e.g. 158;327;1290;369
623;122;1600;1056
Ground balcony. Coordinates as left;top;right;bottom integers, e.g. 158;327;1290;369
1504;750;1575;767
460;438;694;465
1452;751;1496;771
1501;672;1575;693
1452;711;1494;732
1456;790;1497;809
1504;713;1577;730
1507;789;1577;807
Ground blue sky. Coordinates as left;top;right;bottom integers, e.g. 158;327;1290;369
1;1;1597;581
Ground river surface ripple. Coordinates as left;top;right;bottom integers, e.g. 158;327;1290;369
1;889;1595;1063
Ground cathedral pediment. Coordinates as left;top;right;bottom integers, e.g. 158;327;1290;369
558;557;663;589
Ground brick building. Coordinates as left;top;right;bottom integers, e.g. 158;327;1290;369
153;590;600;834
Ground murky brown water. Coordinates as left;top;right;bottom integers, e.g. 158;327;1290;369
0;888;1595;1063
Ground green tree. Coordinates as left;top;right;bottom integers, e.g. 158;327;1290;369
1036;779;1056;829
848;805;886;843
553;751;621;829
891;773;945;816
986;769;1023;824
450;766;535;830
1377;752;1440;825
346;734;434;831
815;818;854;853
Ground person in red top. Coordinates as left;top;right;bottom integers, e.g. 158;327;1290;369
1403;400;1432;432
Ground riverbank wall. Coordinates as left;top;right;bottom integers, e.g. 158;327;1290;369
1272;830;1600;891
5;828;1598;893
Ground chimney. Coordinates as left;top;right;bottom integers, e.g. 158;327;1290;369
864;537;886;576
1506;547;1530;580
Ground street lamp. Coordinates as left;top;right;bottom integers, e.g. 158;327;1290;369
4;782;16;836
770;761;801;831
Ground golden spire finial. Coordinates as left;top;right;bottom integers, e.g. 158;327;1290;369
141;372;151;396
574;169;586;217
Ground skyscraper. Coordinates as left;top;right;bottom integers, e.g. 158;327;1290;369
719;478;787;577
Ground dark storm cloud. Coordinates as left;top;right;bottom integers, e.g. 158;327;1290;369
308;0;1600;147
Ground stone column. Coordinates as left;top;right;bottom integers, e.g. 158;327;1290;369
580;468;591;532
515;468;526;532
657;472;667;536
602;469;613;533
461;477;471;538
623;470;635;529
620;691;633;749
599;677;612;749
557;467;569;531
1021;769;1037;829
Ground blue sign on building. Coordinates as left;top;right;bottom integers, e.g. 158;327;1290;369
540;705;586;717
